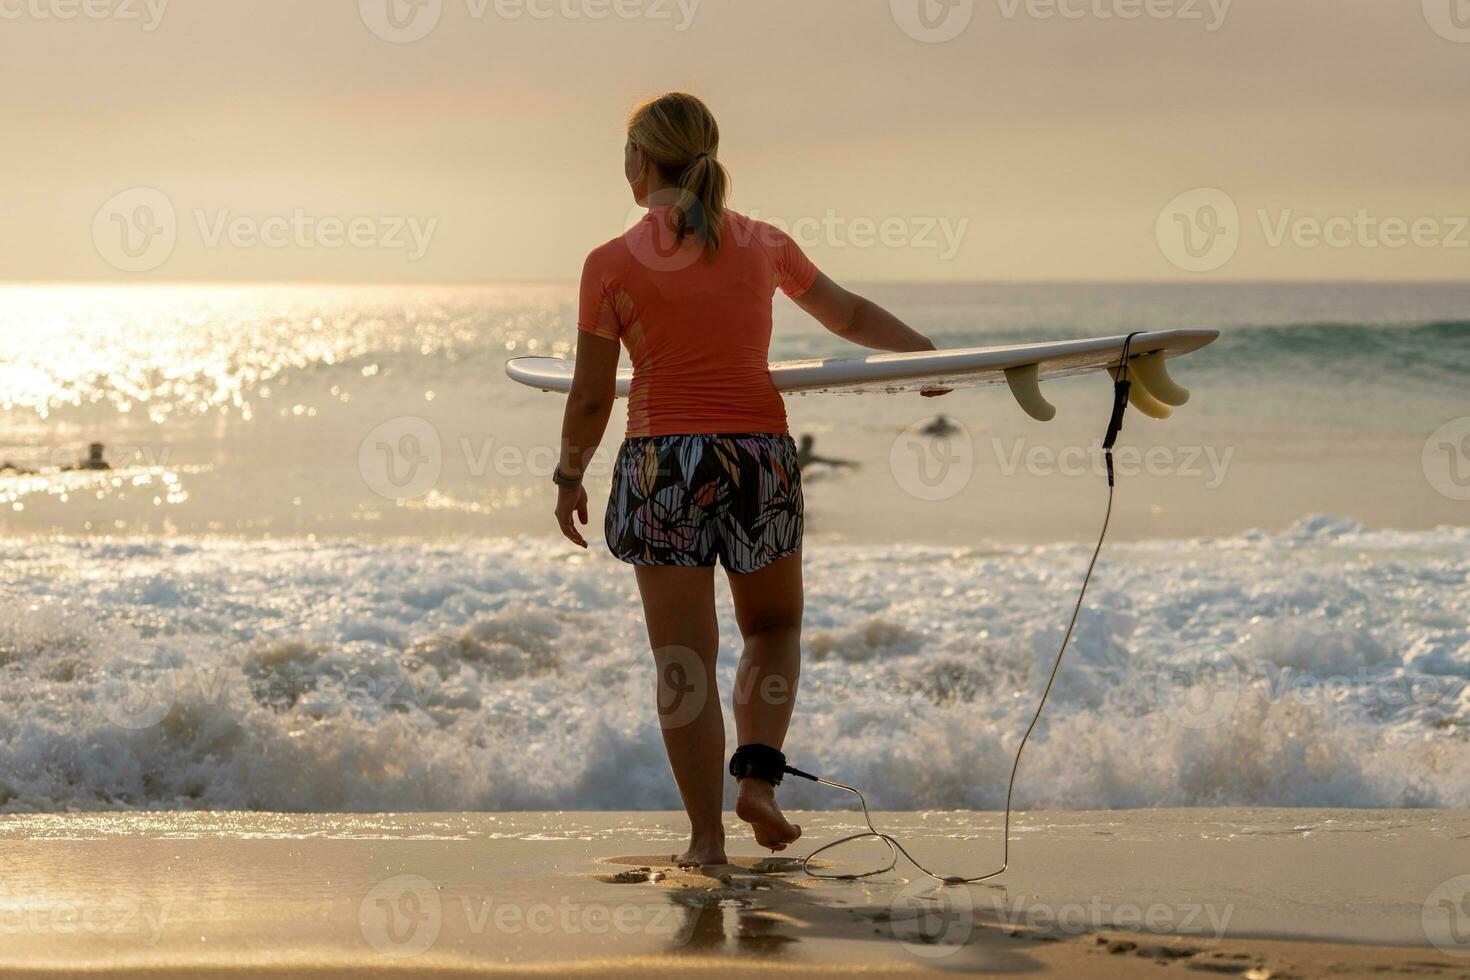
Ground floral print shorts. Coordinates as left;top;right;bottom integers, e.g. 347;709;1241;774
605;434;804;574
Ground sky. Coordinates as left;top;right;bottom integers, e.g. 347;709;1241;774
3;0;1468;283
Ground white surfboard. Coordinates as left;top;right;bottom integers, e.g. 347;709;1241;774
506;328;1217;421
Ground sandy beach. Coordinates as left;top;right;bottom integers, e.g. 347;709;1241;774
0;808;1466;977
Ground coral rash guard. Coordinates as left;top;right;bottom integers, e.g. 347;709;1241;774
578;208;818;438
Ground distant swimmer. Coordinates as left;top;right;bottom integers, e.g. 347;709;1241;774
796;434;858;473
919;415;960;438
0;460;38;475
64;442;112;472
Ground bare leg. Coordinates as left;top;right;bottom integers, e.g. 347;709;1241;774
634;564;726;866
727;550;804;852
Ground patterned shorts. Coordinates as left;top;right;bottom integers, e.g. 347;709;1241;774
606;434;804;574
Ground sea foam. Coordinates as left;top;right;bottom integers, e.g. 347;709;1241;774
0;516;1465;813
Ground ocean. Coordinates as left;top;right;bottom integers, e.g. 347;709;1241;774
0;281;1466;812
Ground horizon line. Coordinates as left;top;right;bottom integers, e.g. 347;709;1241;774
4;277;1470;289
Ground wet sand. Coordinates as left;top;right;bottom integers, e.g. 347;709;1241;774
0;809;1466;977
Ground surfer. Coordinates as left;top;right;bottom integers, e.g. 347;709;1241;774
919;415;960;437
550;93;943;867
795;434;858;473
64;443;112;472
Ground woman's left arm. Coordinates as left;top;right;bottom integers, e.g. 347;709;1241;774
553;331;621;548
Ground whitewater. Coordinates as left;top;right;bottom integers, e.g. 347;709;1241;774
2;516;1465;813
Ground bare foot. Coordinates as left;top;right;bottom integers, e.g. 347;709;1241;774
674;835;727;867
735;779;802;852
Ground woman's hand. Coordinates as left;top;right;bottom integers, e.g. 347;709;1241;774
555;484;590;548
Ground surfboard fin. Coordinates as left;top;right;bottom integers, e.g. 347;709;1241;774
1130;351;1190;407
1003;364;1057;422
1110;366;1173;419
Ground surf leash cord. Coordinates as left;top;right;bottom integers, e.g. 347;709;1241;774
784;331;1144;884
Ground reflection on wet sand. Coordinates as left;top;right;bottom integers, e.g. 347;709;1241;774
595;854;1044;972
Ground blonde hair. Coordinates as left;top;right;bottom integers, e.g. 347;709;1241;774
627;93;730;261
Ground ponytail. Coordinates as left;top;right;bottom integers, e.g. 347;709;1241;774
627;93;730;261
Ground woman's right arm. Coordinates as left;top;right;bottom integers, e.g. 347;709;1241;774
792;272;936;353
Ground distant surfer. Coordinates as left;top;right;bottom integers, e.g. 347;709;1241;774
548;94;944;867
919;415;960;438
795;434;858;473
64;443;112;472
